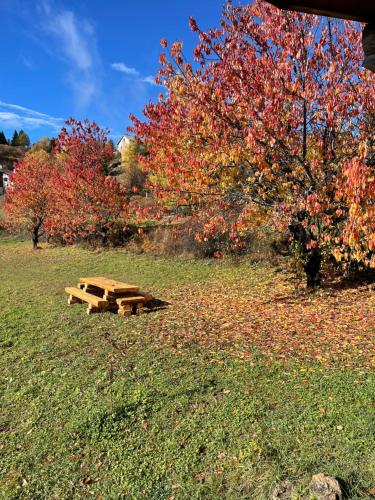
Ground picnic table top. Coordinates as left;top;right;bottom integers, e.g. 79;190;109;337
79;276;139;293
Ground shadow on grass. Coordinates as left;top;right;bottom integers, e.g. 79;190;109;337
262;269;375;306
336;476;354;500
143;297;171;313
321;268;375;292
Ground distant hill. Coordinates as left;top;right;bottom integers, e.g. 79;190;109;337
0;144;27;169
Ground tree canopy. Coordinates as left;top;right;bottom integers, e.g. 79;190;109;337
4;119;130;247
30;137;56;153
3;150;53;248
131;0;375;284
9;129;31;147
17;130;30;147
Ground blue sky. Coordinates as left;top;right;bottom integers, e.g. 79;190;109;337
0;0;225;143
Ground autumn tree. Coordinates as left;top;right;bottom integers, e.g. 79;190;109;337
338;134;375;268
132;0;375;286
121;138;147;192
54;118;114;172
46;118;130;244
30;137;56;153
3;151;54;248
3;119;135;248
46;168;130;244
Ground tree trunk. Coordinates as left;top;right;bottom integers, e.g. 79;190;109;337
304;248;322;288
101;226;109;246
32;231;39;249
289;213;322;288
31;224;41;249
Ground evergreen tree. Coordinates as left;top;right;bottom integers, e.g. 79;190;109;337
11;130;19;146
0;131;7;145
17;130;30;147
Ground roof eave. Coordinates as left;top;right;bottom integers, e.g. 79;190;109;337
266;1;374;22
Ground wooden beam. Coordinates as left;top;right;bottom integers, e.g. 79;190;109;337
363;23;375;71
266;0;375;22
116;296;146;306
65;287;109;308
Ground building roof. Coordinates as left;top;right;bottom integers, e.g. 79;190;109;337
116;134;133;147
266;0;375;22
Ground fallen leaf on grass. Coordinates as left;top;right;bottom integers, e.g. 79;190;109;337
144;271;374;369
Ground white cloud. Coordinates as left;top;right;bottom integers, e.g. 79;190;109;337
141;75;157;85
47;10;93;71
37;0;100;108
111;64;160;86
0;101;62;120
0;101;64;131
19;54;35;70
111;62;139;76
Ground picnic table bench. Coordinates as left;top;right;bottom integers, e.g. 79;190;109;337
65;276;147;316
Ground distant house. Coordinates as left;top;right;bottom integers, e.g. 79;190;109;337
0;166;11;195
116;134;135;170
116;134;133;156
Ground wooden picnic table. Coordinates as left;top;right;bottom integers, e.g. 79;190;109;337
79;276;140;294
66;276;146;316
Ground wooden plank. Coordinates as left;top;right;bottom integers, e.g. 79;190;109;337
116;296;146;306
83;285;103;296
77;282;98;293
104;292;144;303
65;287;109;308
79;277;139;294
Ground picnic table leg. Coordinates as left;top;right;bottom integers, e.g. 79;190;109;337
87;304;101;315
102;291;119;312
68;294;83;305
134;303;143;315
104;291;116;303
117;305;132;317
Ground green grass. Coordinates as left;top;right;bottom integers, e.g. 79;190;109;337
0;239;374;499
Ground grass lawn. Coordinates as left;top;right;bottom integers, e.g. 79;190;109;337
0;237;374;499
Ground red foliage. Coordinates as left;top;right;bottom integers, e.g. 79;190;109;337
46;167;129;244
4;118;130;247
339;156;375;267
54;117;114;172
3;151;55;248
46;118;129;244
131;0;375;281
